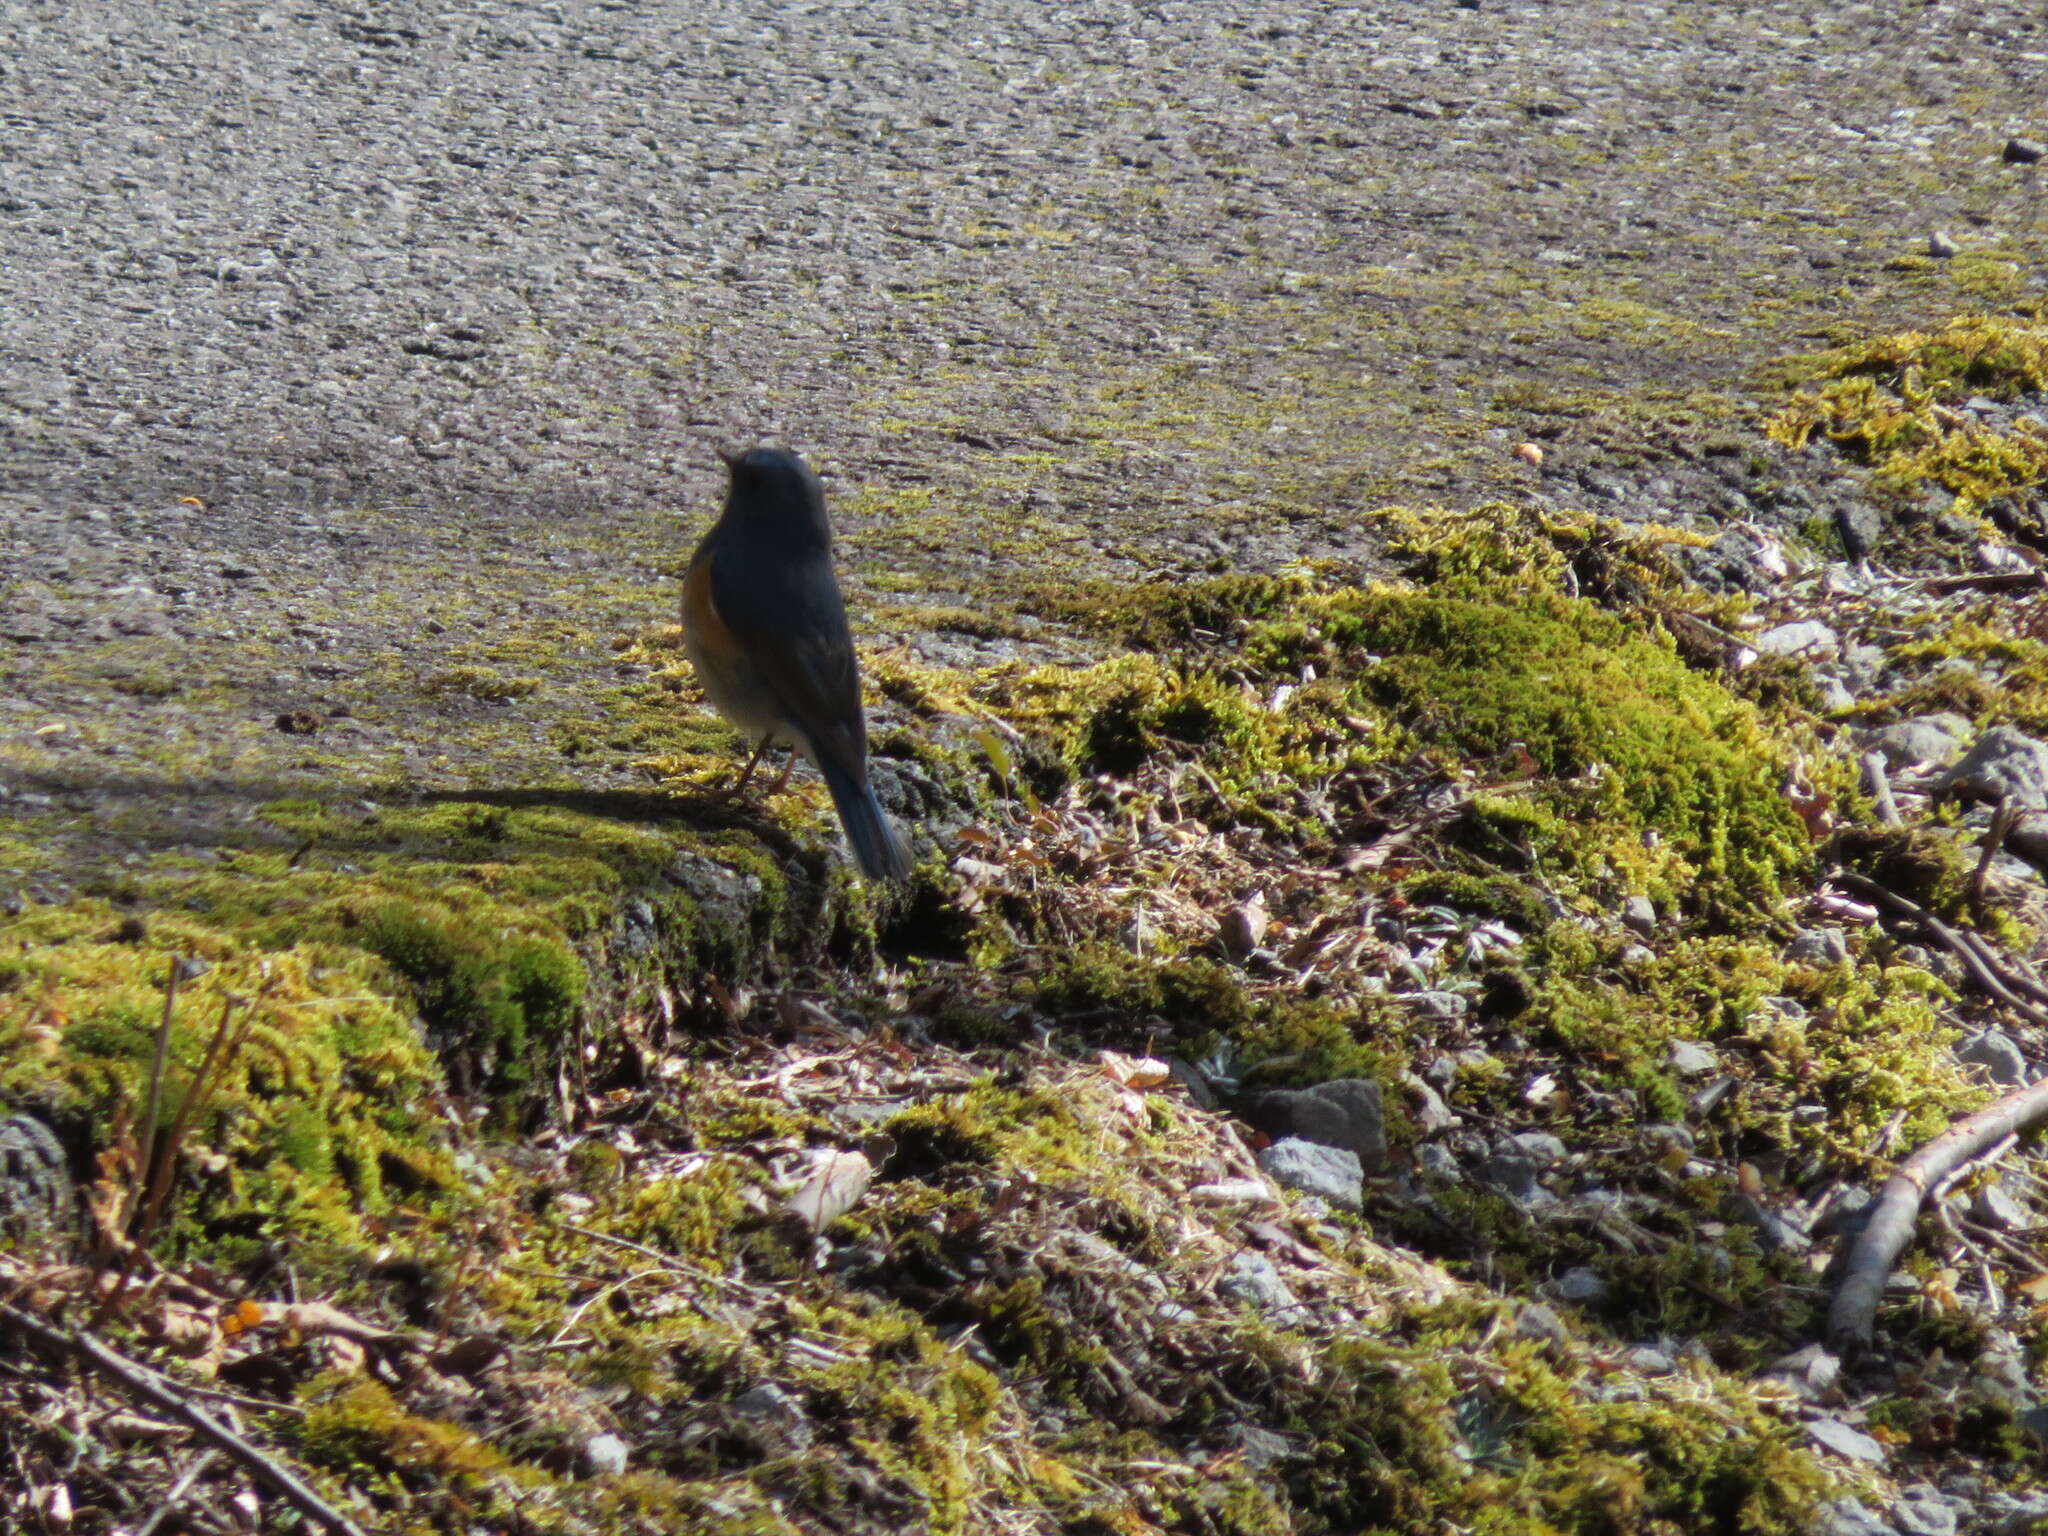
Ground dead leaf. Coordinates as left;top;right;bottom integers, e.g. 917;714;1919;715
785;1149;873;1232
1097;1051;1171;1090
1218;895;1268;958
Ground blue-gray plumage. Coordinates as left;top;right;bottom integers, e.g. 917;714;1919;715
681;447;912;882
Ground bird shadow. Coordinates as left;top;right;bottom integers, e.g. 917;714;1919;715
0;762;810;885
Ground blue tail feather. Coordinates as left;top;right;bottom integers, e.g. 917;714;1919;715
818;758;912;882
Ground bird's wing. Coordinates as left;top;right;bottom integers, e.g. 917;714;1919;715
707;543;870;774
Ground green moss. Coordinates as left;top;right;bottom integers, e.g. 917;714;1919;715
298;1374;512;1482
0;918;453;1258
421;665;545;703
351;896;583;1094
1035;946;1253;1034
1770;316;2048;516
1294;587;1807;916
1382;502;1705;607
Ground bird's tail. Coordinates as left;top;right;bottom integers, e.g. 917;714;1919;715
817;756;913;882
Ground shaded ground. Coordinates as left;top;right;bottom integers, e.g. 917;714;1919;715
5;3;2048;1535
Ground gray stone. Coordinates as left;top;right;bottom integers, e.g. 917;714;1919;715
1480;1153;1547;1203
1841;643;1891;688
0;1115;72;1242
1956;1030;2027;1087
1754;619;1838;658
580;1432;630;1477
1813;1185;1874;1240
731;1382;814;1455
1688;1075;1735;1118
1724;1193;1809;1255
1808;1417;1888;1465
1932;725;2048;812
1219;1424;1298;1470
1553;1266;1608;1304
1891;1484;1959;1536
1667;1039;1718;1075
1256;1138;1364;1210
1971;1182;2030;1231
1620;894;1658;935
1236;1079;1387;1173
1968;1329;2031;1405
1218;1250;1300;1314
1761;1343;1840;1400
1503;1131;1567;1166
1834;502;1886;560
1814;1499;1898;1536
1928;230;1960;258
1403;1074;1457;1133
2004;136;2046;164
1415;1143;1463;1183
1400;989;1469;1020
1644;1123;1695;1155
1783;927;1850;966
1514;1303;1570;1344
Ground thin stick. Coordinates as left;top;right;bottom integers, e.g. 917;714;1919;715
1860;753;1902;828
135;995;240;1252
1950;926;2048;1009
135;1449;219;1536
554;1222;772;1301
137;970;274;1251
1969;802;2019;908
131;961;182;1236
1829;871;2048;1030
0;1301;367;1536
1822;867;2048;1349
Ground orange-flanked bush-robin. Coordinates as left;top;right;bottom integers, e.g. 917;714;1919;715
681;447;913;882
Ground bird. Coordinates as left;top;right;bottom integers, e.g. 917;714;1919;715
681;446;913;882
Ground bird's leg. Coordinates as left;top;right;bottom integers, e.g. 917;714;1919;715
765;749;798;796
713;735;774;801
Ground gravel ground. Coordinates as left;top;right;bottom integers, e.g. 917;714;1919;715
2;0;2045;876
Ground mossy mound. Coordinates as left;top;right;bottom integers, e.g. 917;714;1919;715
1001;570;1811;920
0;548;1959;1534
1770;314;2048;519
0;793;834;1265
0;905;454;1262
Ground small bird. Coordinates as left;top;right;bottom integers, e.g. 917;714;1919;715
681;446;913;882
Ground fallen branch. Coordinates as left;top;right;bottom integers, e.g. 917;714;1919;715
1826;1075;2048;1350
0;1301;367;1536
1822;869;2048;1349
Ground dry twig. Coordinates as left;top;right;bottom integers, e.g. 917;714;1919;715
0;1301;366;1536
1822;869;2048;1349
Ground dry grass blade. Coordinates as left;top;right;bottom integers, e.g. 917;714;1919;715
135;970;273;1252
127;959;181;1241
